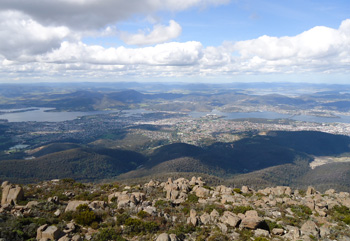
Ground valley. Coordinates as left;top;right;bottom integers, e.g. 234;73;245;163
1;83;350;192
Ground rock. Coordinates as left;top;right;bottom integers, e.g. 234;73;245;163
65;201;89;212
71;234;82;241
301;220;320;238
36;224;48;240
217;223;228;233
245;210;259;217
193;186;209;198
284;226;300;240
48;196;59;204
54;209;61;216
306;186;316;196
1;181;9;188
25;201;39;209
240;216;267;230
320;226;331;238
63;222;75;233
144;206;157;216
156;233;170;241
200;212;211;224
58;235;70;241
1;182;24;205
219;211;241;227
37;225;63;240
254;228;270;237
210;209;220;219
146;180;156;187
108;192;121;203
241;186;251;194
325;189;336;195
169;233;179;241
272;228;284;235
187;209;198;226
89;201;106;210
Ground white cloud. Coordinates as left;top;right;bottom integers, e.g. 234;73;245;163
231;19;350;73
40;41;203;66
120;20;182;45
0;11;71;59
0;14;350;81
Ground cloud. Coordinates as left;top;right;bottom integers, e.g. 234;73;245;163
0;11;71;60
120;20;182;45
0;15;350;81
40;41;203;66
231;19;350;73
0;0;230;30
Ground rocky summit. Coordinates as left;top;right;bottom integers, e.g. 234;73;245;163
1;178;350;241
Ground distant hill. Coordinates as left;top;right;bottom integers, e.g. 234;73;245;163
0;147;146;183
1;131;350;190
30;143;82;157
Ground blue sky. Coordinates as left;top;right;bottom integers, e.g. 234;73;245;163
0;0;349;83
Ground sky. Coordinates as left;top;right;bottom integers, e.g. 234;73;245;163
0;0;349;84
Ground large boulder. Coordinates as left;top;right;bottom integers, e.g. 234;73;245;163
240;211;268;230
1;181;24;205
219;211;241;227
65;201;89;212
37;225;64;240
301;220;320;238
156;233;170;241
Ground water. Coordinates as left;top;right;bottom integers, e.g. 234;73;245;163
1;107;350;124
0;108;112;122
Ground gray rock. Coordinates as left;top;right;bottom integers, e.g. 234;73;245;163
306;186;316;196
200;212;211;224
25;201;39;209
156;233;170;241
1;182;24;205
65;201;89;212
240;216;267;230
38;225;63;240
254;228;270;237
301;220;320;238
272;228;284;235
217;223;228;233
219;211;241;227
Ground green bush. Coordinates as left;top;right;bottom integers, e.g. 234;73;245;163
154;199;171;208
124;218;159;234
116;213;130;225
92;227;126;241
254;237;269;241
330;205;350;225
187;194;199;203
203;204;225;215
233;188;242;194
290;205;312;219
75;204;97;226
265;220;283;230
231;205;253;214
207;233;229;241
137;210;150;219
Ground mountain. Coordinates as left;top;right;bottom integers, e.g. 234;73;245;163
0;147;146;183
1;131;350;191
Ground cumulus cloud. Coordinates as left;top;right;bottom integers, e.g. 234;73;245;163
0;14;350;81
231;19;350;73
0;11;71;59
120;20;182;45
40;41;203;66
0;0;229;30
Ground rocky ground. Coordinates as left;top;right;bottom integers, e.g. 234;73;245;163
1;177;350;241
